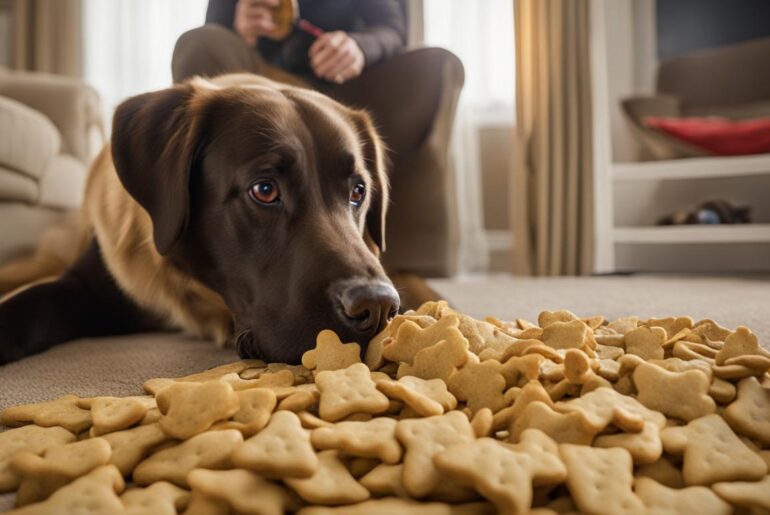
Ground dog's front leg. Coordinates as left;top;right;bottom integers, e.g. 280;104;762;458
0;241;164;364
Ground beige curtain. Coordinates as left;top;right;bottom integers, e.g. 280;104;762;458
512;0;594;276
12;0;82;76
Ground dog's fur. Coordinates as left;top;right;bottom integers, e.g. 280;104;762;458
0;74;397;364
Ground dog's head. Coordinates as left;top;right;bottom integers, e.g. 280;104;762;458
111;75;399;363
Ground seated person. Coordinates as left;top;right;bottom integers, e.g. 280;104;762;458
193;0;406;85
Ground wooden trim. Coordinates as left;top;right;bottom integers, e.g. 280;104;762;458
589;0;615;273
406;0;424;47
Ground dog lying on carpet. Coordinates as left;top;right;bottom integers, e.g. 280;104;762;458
0;74;399;365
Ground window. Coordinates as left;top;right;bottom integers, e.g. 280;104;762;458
83;0;208;129
423;0;515;121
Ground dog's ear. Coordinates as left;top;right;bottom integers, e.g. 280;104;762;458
353;110;389;253
111;84;202;255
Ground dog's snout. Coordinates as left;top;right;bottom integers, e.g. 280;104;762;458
338;282;400;338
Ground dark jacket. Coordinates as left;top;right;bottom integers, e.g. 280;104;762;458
206;0;407;76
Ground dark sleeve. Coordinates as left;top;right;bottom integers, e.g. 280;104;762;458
348;0;407;67
206;0;238;29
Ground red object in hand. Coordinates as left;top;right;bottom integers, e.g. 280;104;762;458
644;116;770;156
298;19;324;38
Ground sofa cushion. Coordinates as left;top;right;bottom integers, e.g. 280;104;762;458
0;202;63;264
38;154;86;209
684;99;770;120
657;37;770;109
0;166;38;204
0;95;61;180
644;116;770;156
621;95;707;160
0;72;101;164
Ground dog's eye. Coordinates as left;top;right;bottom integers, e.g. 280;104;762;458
350;183;366;207
249;180;280;204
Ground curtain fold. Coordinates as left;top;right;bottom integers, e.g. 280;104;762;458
13;0;82;76
512;0;594;276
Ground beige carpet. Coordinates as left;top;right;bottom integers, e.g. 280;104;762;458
0;274;768;510
2;274;768;408
430;274;770;344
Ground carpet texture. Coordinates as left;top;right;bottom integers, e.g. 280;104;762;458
0;274;768;510
430;274;770;344
2;274;768;408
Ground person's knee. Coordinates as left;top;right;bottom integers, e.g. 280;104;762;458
414;47;465;87
177;24;240;50
172;24;247;83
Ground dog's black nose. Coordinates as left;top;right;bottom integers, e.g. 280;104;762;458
337;281;400;338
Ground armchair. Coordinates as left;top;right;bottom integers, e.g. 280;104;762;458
0;69;103;264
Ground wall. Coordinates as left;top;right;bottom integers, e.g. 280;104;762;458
603;0;657;163
479;126;513;272
657;0;770;59
0;0;12;68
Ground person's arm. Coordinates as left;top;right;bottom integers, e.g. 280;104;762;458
348;0;407;66
207;0;280;47
206;0;238;29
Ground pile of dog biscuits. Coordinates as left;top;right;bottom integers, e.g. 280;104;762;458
1;301;769;514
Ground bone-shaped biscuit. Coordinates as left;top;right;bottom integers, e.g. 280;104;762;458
133;429;243;487
435;429;566;515
284;450;370;505
316;363;390;422
0;425;75;492
376;376;457;417
660;413;767;486
156;380;239;439
395;411;476;498
633;362;716;421
79;397;150;436
723;376;770;445
715;326;770;365
232;410;318;478
554;386;666;433
624;326;666;360
211;387;277;436
311;417;402;464
396;332;469;382
383;314;463;364
5;465;124;515
187;468;294;515
120;481;190;515
447;359;507;414
11;438;112;505
102;423;170;477
1;395;91;434
301;330;361;374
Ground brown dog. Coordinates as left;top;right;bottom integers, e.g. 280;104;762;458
0;74;399;364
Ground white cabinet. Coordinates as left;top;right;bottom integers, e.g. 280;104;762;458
590;0;770;273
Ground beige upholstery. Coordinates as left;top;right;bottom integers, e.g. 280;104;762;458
0;69;102;263
0;69;102;163
622;37;770;160
0;96;61;180
0;167;38;204
0;203;63;264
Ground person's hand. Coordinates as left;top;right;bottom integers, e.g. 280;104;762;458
234;0;280;46
308;31;365;84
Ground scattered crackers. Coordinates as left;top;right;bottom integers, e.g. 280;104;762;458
1;302;769;514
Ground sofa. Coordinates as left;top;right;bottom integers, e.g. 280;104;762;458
0;68;103;264
622;37;770;160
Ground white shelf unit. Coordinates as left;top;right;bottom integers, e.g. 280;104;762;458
590;0;770;273
614;154;770;182
614;224;770;244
